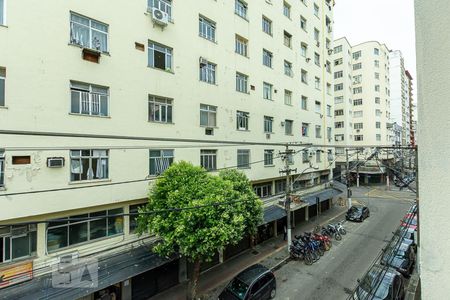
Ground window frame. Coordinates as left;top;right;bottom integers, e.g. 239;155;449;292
0;225;37;263
0;67;5;107
148;94;173;123
200;149;217;171
199;61;217;84
199;15;216;42
148;41;173;71
148;0;172;19
236;110;249;131
200;104;217;127
236;72;248;93
264;116;273;133
235;35;248;57
262;16;272;35
70;149;109;182
70;81;109;117
149;149;174;176
283;1;291;18
0;150;4;187
237;149;250;169
264;150;274;166
262;49;273;67
285;119;293;135
284;90;292;105
235;0;248;19
263;82;273;100
70;12;109;53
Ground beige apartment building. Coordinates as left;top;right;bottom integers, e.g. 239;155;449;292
0;0;338;298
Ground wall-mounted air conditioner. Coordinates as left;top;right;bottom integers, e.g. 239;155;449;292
151;8;169;26
47;157;65;168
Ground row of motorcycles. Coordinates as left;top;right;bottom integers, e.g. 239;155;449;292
289;223;346;265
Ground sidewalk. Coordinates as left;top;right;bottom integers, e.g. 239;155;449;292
149;204;348;300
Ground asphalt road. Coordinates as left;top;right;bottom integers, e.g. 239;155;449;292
274;188;414;300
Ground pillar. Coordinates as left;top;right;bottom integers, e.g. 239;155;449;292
122;279;132;300
305;206;309;221
219;248;224;264
36;223;46;258
273;220;278;237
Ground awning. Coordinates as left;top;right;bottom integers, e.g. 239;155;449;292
301;188;342;206
261;205;286;224
0;245;173;300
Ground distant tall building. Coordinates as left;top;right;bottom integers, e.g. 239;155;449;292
405;70;416;146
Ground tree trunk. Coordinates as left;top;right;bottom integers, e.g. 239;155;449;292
250;233;256;249
188;258;201;300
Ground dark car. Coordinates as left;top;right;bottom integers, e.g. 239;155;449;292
381;240;416;278
346;206;370;222
354;265;405;300
218;264;276;300
393;227;417;252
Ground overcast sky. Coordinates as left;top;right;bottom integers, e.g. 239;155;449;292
333;0;417;84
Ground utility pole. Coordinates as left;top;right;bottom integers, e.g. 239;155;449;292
280;144;297;249
356;150;360;187
386;149;390;189
345;148;352;208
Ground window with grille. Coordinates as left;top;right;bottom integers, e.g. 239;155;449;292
149;149;174;175
70;150;109;181
70;82;108;116
200;104;217;127
148;95;173;123
70;13;108;52
353;87;362;94
236;111;249;130
334;96;344;104
237;150;250;169
200;150;217;171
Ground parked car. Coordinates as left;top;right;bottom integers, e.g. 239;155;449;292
346;206;370;222
381;240;416;278
393;227;416;252
400;213;417;230
354;265;405;300
218;264;276;300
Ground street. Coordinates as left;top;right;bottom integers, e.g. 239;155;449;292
274;187;415;300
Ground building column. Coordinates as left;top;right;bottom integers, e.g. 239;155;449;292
122;279;132;300
273;220;278;237
305;206;309;221
36;223;46;258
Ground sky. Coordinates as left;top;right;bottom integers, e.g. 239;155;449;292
333;0;417;86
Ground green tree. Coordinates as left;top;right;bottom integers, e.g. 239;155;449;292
137;161;263;299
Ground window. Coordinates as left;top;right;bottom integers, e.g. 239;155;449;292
315;101;321;113
300;16;307;31
262;16;272;35
301;96;308;110
235;0;248;19
374;60;380;67
0;68;4;106
375;85;380;92
314;28;320;42
335;121;344;128
284;31;292;48
149;150;174;175
232;111;249;133
354;135;363;141
327;127;332;140
237;150;250;169
263;49;273;67
334;83;343;91
314;3;319;17
199;16;216;41
235;35;248;56
314;77;320;89
354;123;363;129
353;99;362;106
334;45;342;53
148;95;173;123
354;110;363;117
200;150;217;171
284;90;292;105
353;63;362;70
0;225;37;262
327;150;333;161
47;208;123;252
148;0;172;19
285;120;293;135
70;82;109;117
0;0;4;25
375;97;381;104
376;134;381;141
283;2;291;18
70;150;108;181
70;13;108;52
327;83;332;95
314;52;320;66
374;121;381;129
353;87;362;94
129;204;144;233
275;180;286;194
0;151;4;187
315;125;321;138
264;116;273;133
200;104;217;127
263;82;273;100
302;151;309;163
199;61;216;84
253;183;272;198
325;60;331;73
352;51;361;60
375;72;380;79
284;60;293;76
326;105;332;117
335;134;344;141
264;150;274;166
334;58;343;66
236;72;248;93
316;150;321;162
300;43;308;57
353;74;362;84
374;48;380;55
148;41;173;71
334;96;344;104
302;123;309;137
334;109;344;116
376;109;382;117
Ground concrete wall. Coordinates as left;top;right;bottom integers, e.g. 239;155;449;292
415;0;450;298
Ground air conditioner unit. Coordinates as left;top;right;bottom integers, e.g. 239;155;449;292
266;133;271;139
151;8;169;26
356;129;360;133
199;57;208;66
306;58;311;63
328;49;333;55
47;157;65;168
205;128;214;135
316;41;320;47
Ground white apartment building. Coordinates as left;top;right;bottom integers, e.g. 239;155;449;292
415;1;450;299
0;0;338;298
332;38;391;184
389;50;410;146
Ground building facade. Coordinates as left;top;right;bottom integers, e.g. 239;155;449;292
0;0;337;298
405;70;416;146
415;0;450;298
